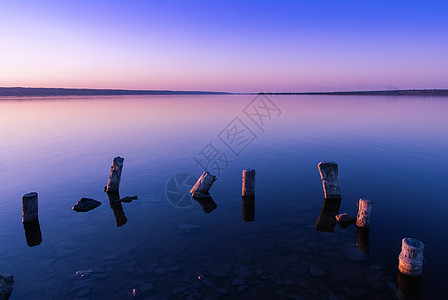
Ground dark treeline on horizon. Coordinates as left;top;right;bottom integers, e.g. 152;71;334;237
0;87;231;97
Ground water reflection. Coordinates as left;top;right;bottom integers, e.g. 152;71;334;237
192;194;217;214
242;196;255;222
397;272;421;300
23;220;42;247
107;192;128;227
315;198;341;232
356;227;370;253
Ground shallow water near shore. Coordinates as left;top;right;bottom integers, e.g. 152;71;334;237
0;94;447;299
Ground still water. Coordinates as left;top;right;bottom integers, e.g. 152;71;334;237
0;95;447;299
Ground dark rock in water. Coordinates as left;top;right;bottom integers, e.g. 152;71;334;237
154;267;168;275
121;196;138;203
74;270;94;278
0;274;14;300
218;287;229;295
309;265;327;277
171;286;186;295
178;223;201;233
140;283;154;293
335;213;356;228
72;198;101;212
237;285;248;293
231;276;245;286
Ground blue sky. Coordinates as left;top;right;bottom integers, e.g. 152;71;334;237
1;0;447;92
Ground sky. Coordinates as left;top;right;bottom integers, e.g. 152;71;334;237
0;0;447;92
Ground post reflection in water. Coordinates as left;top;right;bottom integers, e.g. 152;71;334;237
397;272;421;300
356;226;370;253
23;220;42;247
315;198;341;232
107;192;128;227
242;196;255;222
192;194;217;214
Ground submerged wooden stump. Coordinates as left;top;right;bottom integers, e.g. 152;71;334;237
22;192;38;223
356;198;372;228
317;161;341;199
106;156;124;193
398;238;425;277
315;198;341;232
397;272;421;300
23;221;42;247
356;227;370;253
107;192;127;227
242;196;255;222
192;194;217;214
190;171;217;197
242;169;255;197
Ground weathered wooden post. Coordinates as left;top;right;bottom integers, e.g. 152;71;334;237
242;196;255;222
317;161;341;199
242;169;255;197
193;195;217;214
106;156;124;193
190;171;217;197
22;192;38;223
315;198;341;232
398;238;425;277
107;192;127;227
23;221;42;247
356;198;372;228
356;227;370;253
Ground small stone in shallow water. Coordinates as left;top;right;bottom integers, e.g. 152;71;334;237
233;266;250;277
238;285;248;293
140;283;154;293
231;276;245;286
171;286;186;295
154;267;168;275
335;213;356;228
74;270;93;278
72;198;101;212
178;223;201;233
121;196;138;203
309;265;327;278
76;288;90;297
217;287;228;295
169;265;181;272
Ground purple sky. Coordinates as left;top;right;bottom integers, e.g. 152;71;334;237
1;0;447;92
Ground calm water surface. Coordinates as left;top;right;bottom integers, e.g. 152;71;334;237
0;95;447;299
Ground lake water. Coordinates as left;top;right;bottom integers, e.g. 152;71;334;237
0;94;447;299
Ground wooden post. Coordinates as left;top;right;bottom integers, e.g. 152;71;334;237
22;192;38;223
190;171;217;197
315;198;341;232
398;238;425;277
24;221;42;247
317;161;341;199
242;196;255;222
356;227;370;253
356;198;372;228
242;169;255;197
106;156;124;193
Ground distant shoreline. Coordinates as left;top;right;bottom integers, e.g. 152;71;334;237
0;87;231;97
258;89;448;96
1;87;448;97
